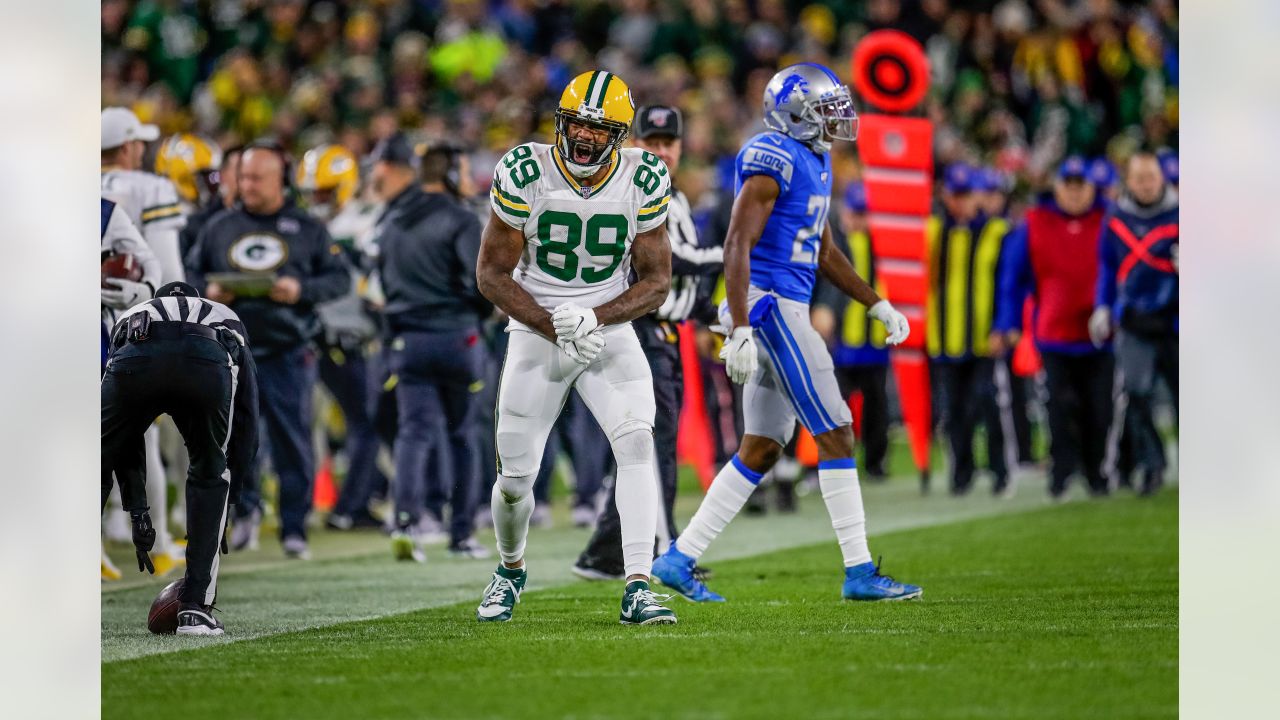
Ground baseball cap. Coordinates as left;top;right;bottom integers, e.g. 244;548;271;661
943;163;975;193
972;167;1003;193
843;181;867;212
1157;149;1179;184
1088;157;1116;188
369;132;418;167
634;105;683;140
101;107;159;150
1057;155;1088;181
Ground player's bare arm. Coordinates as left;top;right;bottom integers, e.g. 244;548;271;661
723;174;781;328
591;224;672;326
817;222;881;308
477;210;557;340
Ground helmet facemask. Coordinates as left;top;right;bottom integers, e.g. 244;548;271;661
555;108;628;179
802;87;859;154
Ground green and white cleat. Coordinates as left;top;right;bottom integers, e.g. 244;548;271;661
477;565;526;622
619;580;677;626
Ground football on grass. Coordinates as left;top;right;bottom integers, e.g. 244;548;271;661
102;253;143;288
147;578;185;635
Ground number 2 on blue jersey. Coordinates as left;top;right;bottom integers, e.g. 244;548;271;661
791;194;830;264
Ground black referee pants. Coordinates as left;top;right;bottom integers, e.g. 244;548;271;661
577;317;682;573
1040;350;1114;495
102;333;237;606
933;358;1009;493
833;363;890;476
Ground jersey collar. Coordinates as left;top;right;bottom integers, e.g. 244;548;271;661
552;150;620;199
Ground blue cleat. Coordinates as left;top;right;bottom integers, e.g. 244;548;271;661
842;559;923;601
652;542;726;602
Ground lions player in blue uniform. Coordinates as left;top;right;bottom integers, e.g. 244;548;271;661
653;63;922;602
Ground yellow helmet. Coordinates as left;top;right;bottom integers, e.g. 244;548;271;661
296;144;359;219
555;70;635;177
155;133;223;204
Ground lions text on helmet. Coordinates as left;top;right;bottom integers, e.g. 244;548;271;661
762;63;859;154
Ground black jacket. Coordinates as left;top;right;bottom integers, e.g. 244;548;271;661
375;187;491;333
185;200;350;357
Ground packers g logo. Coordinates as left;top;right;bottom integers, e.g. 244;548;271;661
228;233;288;271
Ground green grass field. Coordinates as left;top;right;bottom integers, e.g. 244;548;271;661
102;483;1176;719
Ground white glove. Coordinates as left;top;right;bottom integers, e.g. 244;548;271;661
719;326;758;384
551;302;599;341
1088;307;1112;348
558;328;606;365
868;300;910;346
101;278;151;310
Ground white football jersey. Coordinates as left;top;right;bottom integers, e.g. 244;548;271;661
101;169;187;282
489;143;672;332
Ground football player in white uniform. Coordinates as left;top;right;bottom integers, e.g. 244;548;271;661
100;107;188;576
475;71;677;625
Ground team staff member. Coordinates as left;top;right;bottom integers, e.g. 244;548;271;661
993;156;1112;499
812;181;890;480
927;164;1013;496
296;144;388;531
372;134;491;561
187;144;350;559
1090;151;1179;496
574;105;724;581
102;282;258;635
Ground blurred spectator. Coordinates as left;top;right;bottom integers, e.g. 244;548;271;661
994;156;1112;499
1091;150;1178;497
186;144;351;559
927;164;1013;496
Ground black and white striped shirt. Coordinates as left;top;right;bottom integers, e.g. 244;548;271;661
653;190;723;322
113;295;248;347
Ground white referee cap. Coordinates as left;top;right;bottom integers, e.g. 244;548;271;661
101;107;159;150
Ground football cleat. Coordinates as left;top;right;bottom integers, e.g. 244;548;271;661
448;537;492;560
281;535;311;561
149;550;185;577
651;541;725;603
391;530;427;563
842;559;922;601
571;560;623;582
619;580;677;626
476;565;526;622
101;548;122;582
571;504;596;528
176;603;225;636
230;508;261;552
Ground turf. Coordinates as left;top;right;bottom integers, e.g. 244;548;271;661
102;491;1176;719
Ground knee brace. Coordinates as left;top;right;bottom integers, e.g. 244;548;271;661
495;472;536;504
610;428;655;469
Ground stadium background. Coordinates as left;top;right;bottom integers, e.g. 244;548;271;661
102;0;1177;211
97;1;1180;718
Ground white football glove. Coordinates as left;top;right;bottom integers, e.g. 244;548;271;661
101;278;152;310
551;302;599;341
558;328;606;365
719;326;758;384
868;300;910;346
1088;307;1112;348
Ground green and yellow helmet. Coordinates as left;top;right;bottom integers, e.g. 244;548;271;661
155;133;223;204
554;70;635;178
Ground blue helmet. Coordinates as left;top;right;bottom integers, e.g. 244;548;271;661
762;63;859;154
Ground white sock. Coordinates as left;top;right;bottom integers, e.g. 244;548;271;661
674;455;762;560
818;459;872;567
144;426;173;553
491;476;534;566
612;430;659;578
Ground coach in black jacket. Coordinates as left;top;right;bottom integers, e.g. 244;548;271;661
372;134;491;559
185;145;350;559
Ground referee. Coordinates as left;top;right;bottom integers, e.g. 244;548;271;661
101;282;259;636
573;106;724;580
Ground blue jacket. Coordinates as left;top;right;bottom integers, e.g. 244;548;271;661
1095;187;1179;331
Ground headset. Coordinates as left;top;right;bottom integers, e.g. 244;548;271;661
421;142;465;198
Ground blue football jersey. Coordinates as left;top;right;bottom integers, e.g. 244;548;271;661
734;131;833;303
